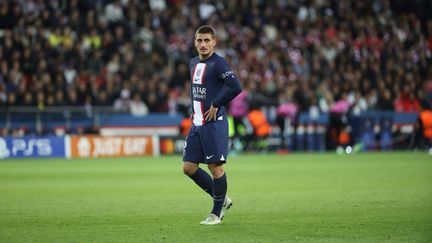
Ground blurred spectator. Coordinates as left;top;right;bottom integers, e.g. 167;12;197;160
83;29;102;50
36;91;45;110
229;89;249;139
54;90;66;106
130;92;149;116
7;93;17;106
146;92;160;112
95;90;112;106
167;89;179;115
169;62;188;90
67;89;80;106
0;83;6;106
104;0;124;23
394;92;421;112
22;92;34;106
113;88;131;112
376;89;394;111
84;95;93;117
177;83;191;117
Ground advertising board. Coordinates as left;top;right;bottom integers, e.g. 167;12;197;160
0;136;66;159
67;135;159;158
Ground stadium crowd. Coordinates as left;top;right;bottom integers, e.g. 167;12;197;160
0;0;431;124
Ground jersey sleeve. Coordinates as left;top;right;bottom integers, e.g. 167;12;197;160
212;60;242;108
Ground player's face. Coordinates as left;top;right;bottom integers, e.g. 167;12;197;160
195;33;216;59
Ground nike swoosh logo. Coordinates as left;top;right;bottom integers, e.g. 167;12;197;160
206;155;214;159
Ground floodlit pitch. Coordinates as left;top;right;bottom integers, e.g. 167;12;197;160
0;153;431;242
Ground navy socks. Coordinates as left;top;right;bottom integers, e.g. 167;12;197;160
189;168;214;197
211;173;227;217
189;169;228;218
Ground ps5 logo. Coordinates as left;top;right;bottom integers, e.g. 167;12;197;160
12;139;52;156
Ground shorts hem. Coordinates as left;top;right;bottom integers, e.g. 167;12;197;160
205;160;226;165
182;160;227;165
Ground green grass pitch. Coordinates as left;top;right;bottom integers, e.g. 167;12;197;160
0;153;431;242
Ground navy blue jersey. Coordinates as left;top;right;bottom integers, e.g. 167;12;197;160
189;53;242;126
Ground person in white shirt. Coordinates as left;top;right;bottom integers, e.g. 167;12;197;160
130;92;149;116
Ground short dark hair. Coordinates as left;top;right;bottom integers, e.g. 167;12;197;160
195;25;215;38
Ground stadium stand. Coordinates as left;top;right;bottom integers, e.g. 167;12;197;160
0;0;431;150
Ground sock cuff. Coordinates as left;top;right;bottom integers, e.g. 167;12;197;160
213;173;226;181
189;167;206;179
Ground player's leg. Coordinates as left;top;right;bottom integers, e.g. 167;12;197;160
183;126;213;197
208;162;227;217
183;161;213;197
182;161;198;176
199;118;232;225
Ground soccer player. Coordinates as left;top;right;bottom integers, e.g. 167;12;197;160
182;25;242;225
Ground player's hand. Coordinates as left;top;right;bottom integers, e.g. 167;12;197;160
204;105;219;121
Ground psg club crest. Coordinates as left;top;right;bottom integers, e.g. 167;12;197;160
193;63;206;84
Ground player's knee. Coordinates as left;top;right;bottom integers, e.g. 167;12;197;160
208;163;224;178
183;167;194;176
183;162;198;176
